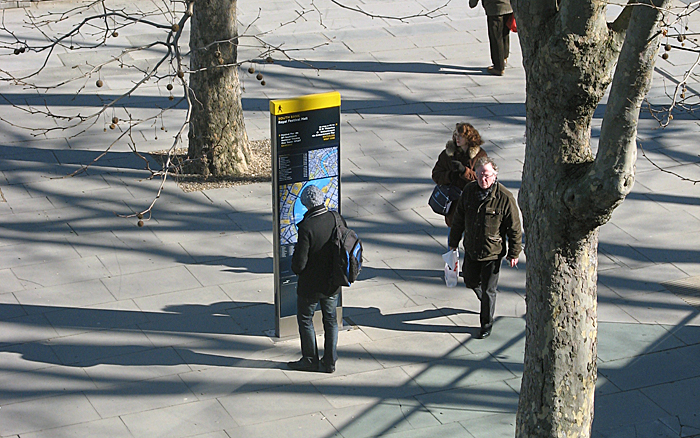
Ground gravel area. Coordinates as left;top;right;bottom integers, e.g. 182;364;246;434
149;139;272;193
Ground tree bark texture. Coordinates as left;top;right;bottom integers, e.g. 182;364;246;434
511;0;669;436
188;0;250;177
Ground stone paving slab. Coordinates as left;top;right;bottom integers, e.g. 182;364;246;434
323;399;443;438
460;413;517;438
0;362;91;405
0;392;101;436
600;343;700;392
640;377;700;435
220;383;334;425
101;265;203;300
0;272;24;296
597;321;687;362
592;391;677;436
413;379;520;424
402;352;516;392
95;243;197;276
86;374;196;418
622;294;700;327
17;417;136;438
362;331;472;368
223;412;341;438
119;398;240;438
82;346;193;388
12;278;115;309
314;366;425;409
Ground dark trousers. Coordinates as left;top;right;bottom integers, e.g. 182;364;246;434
463;256;502;329
297;292;339;366
486;14;512;71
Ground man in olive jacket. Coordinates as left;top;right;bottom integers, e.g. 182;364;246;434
449;157;522;338
289;185;343;373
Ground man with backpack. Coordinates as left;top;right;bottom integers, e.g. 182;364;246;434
288;185;345;373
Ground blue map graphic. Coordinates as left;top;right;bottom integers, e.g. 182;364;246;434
279;177;339;245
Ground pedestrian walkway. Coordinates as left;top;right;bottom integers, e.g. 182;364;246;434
1;1;700;437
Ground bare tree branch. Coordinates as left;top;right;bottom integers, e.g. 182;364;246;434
326;0;450;21
639;142;700;184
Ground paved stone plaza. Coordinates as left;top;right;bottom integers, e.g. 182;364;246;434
1;0;700;437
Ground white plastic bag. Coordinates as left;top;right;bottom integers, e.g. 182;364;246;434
442;249;460;288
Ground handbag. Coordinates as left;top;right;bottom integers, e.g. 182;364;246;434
506;14;517;33
429;184;462;216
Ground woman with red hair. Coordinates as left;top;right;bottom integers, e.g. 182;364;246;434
431;122;488;227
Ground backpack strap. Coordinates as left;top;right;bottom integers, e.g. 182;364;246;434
330;210;342;227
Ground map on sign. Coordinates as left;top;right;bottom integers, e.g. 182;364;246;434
308;147;338;179
279;177;339;245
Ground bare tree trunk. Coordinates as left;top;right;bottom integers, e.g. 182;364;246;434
188;0;250;177
513;0;669;436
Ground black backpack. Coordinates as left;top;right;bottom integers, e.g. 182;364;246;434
328;210;363;289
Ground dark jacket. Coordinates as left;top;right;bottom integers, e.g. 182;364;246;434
432;140;487;191
432;140;488;226
291;205;345;297
470;0;513;16
448;181;522;262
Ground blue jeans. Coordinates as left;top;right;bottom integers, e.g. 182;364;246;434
297;293;339;366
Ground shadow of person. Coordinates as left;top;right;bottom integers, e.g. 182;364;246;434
7;341;286;369
344;306;480;336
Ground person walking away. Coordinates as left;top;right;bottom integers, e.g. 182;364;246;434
432;122;488;228
469;0;513;76
288;185;344;373
448;157;522;338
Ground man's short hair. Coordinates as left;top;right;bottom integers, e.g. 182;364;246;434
475;156;498;173
300;185;326;209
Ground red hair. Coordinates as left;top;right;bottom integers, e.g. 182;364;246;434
453;123;484;148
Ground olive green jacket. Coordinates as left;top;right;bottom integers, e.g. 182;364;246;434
448;181;522;262
469;0;513;16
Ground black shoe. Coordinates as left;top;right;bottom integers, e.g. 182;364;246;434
478;327;492;339
320;361;336;374
287;358;318;372
487;66;504;76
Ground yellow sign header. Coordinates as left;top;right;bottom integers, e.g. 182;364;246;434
270;91;341;116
